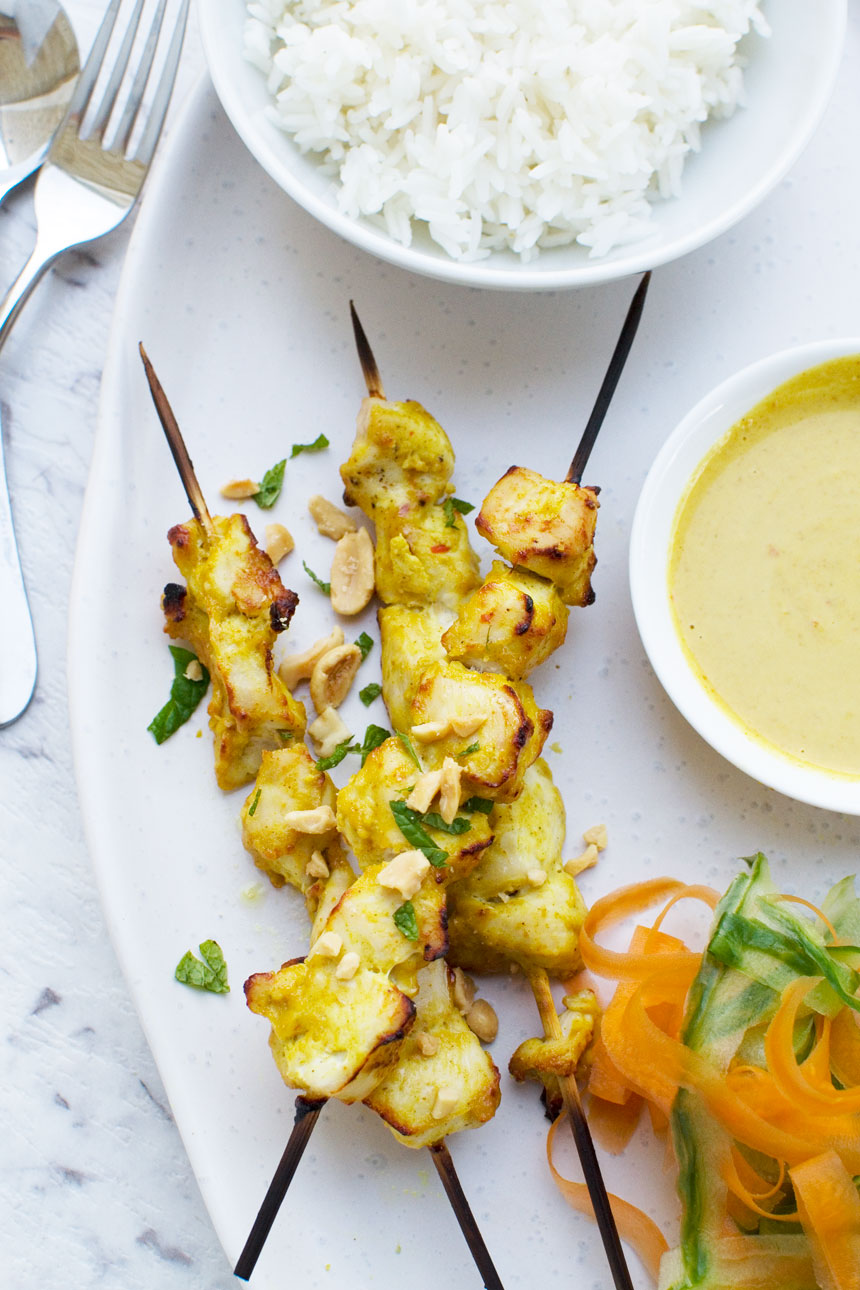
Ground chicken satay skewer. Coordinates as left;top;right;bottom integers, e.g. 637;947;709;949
350;294;649;1290
140;348;506;1288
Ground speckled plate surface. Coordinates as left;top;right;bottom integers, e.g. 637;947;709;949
69;62;860;1290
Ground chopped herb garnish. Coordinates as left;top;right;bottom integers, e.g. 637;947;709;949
355;631;374;661
147;646;210;745
247;788;262;817
360;723;391;765
276;729;294;743
462;796;494;815
315;737;358;771
419;811;472;835
175;940;229;994
390;800;447;867
359;682;382;706
290;433;329;458
393;901;419;942
442;496;475;527
460;741;480;756
254;458;286;509
303;560;331;595
396;730;423;771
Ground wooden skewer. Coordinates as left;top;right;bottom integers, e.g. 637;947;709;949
528;970;634;1290
565;271;651;485
234;1095;325;1281
350;300;386;399
235;1093;506;1287
139;342;215;535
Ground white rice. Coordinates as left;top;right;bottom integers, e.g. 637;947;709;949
243;0;768;262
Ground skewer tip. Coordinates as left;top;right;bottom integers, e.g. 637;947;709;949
139;341;214;534
349;301;386;400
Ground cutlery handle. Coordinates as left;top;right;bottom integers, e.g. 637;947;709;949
0;242;59;355
0;419;37;725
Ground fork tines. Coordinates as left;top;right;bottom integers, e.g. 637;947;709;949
59;0;189;163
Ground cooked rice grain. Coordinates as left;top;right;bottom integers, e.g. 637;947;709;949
244;0;768;261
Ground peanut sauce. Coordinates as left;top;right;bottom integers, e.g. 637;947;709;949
669;355;860;776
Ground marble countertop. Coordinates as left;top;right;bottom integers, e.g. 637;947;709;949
2;5;859;1288
1;4;233;1286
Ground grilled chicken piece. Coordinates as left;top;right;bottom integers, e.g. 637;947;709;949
476;466;599;607
341;396;480;610
337;736;493;884
241;745;354;928
447;761;587;977
379;604;450;730
441;560;569;680
409;660;552;802
365;960;500;1148
246;863;447;1101
509;988;597;1117
163;512;305;790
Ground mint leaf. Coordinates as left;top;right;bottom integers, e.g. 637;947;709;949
247;788;262;817
396;730;422;771
291;434;329;458
175;940;230;994
361;724;391;765
355;631;374;661
419;811;471;835
462;796;494;814
442;496;474;527
254;459;286;509
460;741;480;756
303;560;331;595
359;682;382;706
393;901;419;942
147;646;210;745
390;800;447;867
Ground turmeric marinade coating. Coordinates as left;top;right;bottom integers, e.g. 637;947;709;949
162;512;305;791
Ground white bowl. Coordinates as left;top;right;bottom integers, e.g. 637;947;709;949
630;338;860;814
199;0;845;291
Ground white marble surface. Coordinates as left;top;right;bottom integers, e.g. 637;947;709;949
1;4;233;1286
2;5;860;1289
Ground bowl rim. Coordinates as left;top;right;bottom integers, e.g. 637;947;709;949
630;337;860;814
199;0;847;291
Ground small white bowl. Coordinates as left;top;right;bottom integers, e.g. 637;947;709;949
199;0;845;291
630;338;860;814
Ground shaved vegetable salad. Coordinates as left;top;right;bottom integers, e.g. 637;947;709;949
549;855;860;1289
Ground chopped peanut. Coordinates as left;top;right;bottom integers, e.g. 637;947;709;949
411;720;450;742
452;967;476;1015
583;823;608;850
330;527;375;615
279;627;345;691
415;1031;440;1057
183;659;203;682
281;806;337;834
335;951;360;981
264;523;294;564
309;643;362;714
305;851;330;880
308;706;352;758
220;478;258;499
450;713;486;738
309;495;357;541
378;850;430;900
527;867;547;887
564;843;599;877
465;999;498;1044
438;758;462;824
431;1083;461;1120
406;769;444;815
309;930;342;958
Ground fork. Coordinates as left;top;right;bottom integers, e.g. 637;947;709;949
0;0;189;727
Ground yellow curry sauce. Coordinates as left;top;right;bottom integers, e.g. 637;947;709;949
669;355;860;776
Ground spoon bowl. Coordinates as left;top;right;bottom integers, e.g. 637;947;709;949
0;1;79;203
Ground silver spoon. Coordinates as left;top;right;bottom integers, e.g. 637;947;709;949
0;1;80;205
